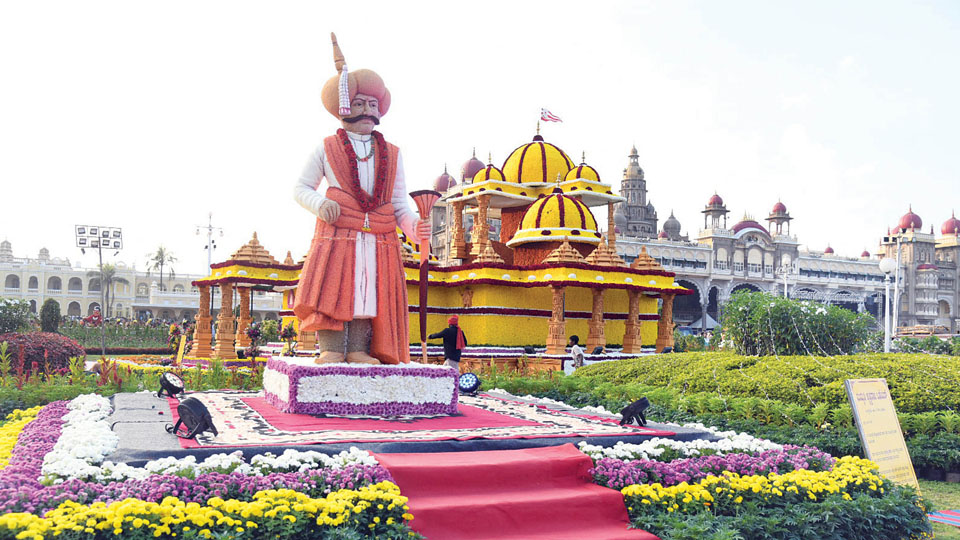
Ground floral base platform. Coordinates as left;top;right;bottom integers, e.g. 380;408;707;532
263;356;459;417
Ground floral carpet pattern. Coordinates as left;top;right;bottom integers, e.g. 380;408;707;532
169;391;675;448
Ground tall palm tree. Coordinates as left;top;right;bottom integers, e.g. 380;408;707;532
86;263;130;317
146;246;177;290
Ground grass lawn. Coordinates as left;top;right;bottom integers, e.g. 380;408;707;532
919;480;960;539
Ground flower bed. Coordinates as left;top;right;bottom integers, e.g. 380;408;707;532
621;457;931;540
0;483;418;540
0;405;42;470
591;445;835;490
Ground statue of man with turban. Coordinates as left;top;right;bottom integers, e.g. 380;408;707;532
293;33;429;365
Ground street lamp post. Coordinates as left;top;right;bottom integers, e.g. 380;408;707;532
75;225;123;359
879;257;897;353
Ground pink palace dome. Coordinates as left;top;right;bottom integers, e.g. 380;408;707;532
942;212;960;235
460;150;485;183
824;246;835;254
898;206;922;231
772;201;787;214
433;166;457;192
707;193;724;206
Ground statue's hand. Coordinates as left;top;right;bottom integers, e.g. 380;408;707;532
414;219;431;243
318;199;341;224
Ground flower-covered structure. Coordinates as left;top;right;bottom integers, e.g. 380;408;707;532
189;133;690;366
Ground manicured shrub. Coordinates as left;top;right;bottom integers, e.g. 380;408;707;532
721;291;875;356
0;299;31;334
0;332;83;374
260;319;279;343
39;299;60;333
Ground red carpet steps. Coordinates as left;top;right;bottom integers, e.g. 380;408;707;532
374;444;659;540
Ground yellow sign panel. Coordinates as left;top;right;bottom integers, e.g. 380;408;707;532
844;378;919;489
175;335;188;366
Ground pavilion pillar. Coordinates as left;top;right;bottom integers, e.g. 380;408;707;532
213;283;238;359
470;195;490;257
621;289;643;354
607;202;616;251
191;285;213;358
545;285;567;355
450;200;468;260
235;286;252;347
586;288;606;352
656;293;676;353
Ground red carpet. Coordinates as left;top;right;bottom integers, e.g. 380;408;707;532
375;444;659;540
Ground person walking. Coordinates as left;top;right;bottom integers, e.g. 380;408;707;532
569;335;585;369
428;316;468;369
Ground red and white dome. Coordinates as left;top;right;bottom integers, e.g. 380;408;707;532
861;250;871;258
942;212;960;236
707;193;724;206
898;206;922;231
658;230;668;239
824;246;835;254
772;201;787;214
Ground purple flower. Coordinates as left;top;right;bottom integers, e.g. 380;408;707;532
590;445;835;490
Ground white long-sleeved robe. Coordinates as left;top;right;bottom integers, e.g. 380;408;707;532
294;131;419;318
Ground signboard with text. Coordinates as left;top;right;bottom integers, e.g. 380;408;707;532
844;378;919;489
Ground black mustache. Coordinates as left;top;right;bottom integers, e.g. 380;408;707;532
342;115;380;125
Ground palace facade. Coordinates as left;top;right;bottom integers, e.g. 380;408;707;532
0;240;282;322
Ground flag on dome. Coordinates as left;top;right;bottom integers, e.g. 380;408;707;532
540;108;562;122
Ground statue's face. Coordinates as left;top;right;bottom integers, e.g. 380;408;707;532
341;93;381;135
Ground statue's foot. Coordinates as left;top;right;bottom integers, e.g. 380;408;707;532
314;351;345;364
346;351;381;364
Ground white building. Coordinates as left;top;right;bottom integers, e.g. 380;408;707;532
0;240;281;322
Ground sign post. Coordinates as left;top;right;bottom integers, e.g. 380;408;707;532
844;378;919;489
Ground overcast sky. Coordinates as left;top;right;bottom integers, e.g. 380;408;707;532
2;1;958;276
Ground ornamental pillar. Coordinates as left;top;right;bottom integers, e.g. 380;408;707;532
470;195;491;257
607;202;616;251
213;283;238;359
545;285;567;355
451;200;468;260
586;288;606;352
621;289;643;354
191;285;213;358
656;293;676;353
235;287;252;347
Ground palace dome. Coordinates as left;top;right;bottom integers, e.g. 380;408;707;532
898;206;922;231
460;152;485;183
772;201;787;214
663;211;682;235
506;188;601;247
472;163;505;183
658;230;668;239
708;193;724;206
824;246;835;254
433;167;457;192
564;162;601;183
731;219;768;234
942;212;960;235
861;250;871;258
502;135;575;184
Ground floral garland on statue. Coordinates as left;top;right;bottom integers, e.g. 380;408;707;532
336;128;389;213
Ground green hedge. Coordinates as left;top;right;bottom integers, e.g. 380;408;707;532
574;351;960;413
721;291;875;356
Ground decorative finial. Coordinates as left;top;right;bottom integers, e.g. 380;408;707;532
472;147;476;158
487;152;493;165
330;33;346;73
536;121;541;135
556;172;562;185
581;151;586;164
443;163;448;174
252;232;259;241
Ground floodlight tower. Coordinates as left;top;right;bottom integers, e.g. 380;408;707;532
75;225;123;359
195;212;224;274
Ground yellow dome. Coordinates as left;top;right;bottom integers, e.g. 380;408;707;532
472;164;505;183
506;188;601;247
564;163;601;182
502;136;575;184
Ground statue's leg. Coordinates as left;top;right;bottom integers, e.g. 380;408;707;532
345;318;379;364
314;329;346;364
